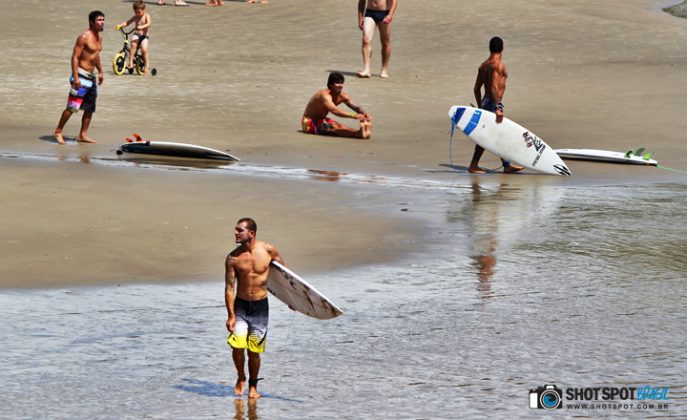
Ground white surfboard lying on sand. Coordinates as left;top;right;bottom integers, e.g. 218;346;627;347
554;148;658;166
448;105;571;176
117;141;240;161
267;261;343;320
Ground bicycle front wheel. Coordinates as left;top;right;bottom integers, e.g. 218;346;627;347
113;52;127;75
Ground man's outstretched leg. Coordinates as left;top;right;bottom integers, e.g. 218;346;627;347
326;121;372;140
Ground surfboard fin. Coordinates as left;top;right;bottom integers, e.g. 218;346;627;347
133;133;143;142
633;147;645;156
625;150;632;158
125;137;133;143
643;152;653;160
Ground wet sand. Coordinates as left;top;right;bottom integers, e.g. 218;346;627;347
1;0;687;288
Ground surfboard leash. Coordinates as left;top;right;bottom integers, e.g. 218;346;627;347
656;165;687;175
449;115;457;169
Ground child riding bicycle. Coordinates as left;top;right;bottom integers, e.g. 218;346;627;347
114;1;151;75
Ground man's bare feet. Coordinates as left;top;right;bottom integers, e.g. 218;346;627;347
379;69;389;79
503;164;524;173
246;0;256;3
76;135;97;144
468;166;488;174
356;71;371;78
248;386;261;399
175;0;189;6
54;132;66;145
158;0;165;4
360;122;372;139
234;378;246;396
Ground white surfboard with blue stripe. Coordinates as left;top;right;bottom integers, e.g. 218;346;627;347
449;105;571;176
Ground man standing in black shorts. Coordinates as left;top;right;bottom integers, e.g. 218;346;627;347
469;36;524;174
54;11;105;145
357;0;397;78
225;217;284;399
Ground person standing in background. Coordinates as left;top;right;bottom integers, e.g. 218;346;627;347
357;0;397;78
54;10;105;145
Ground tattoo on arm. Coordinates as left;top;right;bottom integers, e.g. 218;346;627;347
225;256;236;315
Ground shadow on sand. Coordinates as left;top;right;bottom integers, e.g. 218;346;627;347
173;378;304;402
39;134;78;144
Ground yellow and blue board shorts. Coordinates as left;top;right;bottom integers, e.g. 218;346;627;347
227;297;268;353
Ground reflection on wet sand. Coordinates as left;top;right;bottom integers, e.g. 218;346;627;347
233;397;258;420
116;154;236;170
307;169;346;182
448;181;563;301
56;147;91;164
467;182;499;300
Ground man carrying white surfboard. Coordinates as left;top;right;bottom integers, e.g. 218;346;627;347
225;217;284;399
469;37;524;174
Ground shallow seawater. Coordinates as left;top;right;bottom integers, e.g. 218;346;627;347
1;182;685;419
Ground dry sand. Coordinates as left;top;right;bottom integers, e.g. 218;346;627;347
1;0;686;288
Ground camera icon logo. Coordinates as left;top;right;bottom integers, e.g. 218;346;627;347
529;384;563;409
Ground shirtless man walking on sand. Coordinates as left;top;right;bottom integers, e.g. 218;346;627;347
469;36;524;174
225;217;284;399
54;11;105;145
357;0;397;78
302;72;372;139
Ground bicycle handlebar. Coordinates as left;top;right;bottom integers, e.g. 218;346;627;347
116;26;137;36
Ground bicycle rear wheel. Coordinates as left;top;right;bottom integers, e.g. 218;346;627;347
134;55;145;75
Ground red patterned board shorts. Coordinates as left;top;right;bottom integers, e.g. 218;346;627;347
302;117;336;134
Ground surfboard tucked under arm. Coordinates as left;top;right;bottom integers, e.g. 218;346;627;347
267;261;343;320
448;105;571;176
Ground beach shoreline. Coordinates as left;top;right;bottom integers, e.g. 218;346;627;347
2;0;687;289
2;2;687;418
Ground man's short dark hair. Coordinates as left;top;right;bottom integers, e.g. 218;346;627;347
489;36;504;53
237;217;257;234
89;10;105;24
327;72;345;89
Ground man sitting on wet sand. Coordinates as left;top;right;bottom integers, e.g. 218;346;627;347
302;72;372;139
